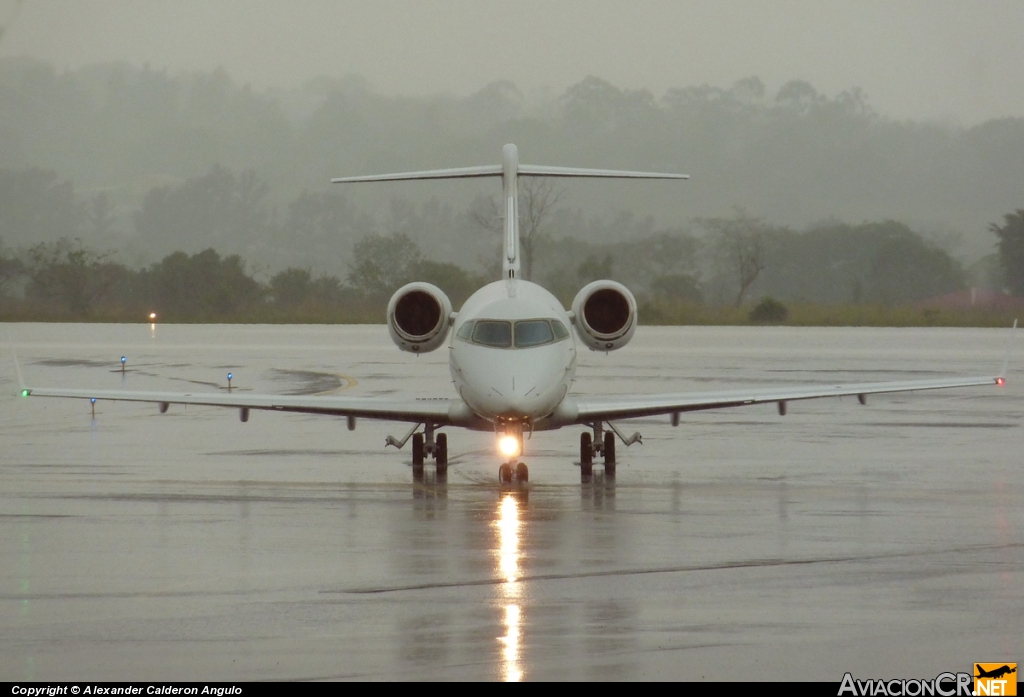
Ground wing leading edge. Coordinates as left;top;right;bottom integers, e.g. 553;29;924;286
21;387;463;425
566;375;1004;424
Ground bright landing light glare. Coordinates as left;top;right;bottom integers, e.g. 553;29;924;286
498;435;520;458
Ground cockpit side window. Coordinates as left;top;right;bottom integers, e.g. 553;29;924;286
472;320;512;348
455;321;474;341
550;319;570;340
514;320;555;348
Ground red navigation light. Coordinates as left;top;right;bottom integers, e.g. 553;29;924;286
996;377;1005;386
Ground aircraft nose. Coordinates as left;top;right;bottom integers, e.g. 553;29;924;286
453;343;570;419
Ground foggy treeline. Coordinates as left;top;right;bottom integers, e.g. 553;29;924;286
2;57;1023;321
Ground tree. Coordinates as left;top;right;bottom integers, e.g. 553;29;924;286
749;297;788;323
346;233;422;299
0;238;24;296
133;165;275;257
471;177;564;281
0;168;85;246
269;267;314;307
748;220;965;305
863;222;965;304
269;266;351;309
575;254;614;286
87;191;118;238
25;238;131;314
139;248;263;318
991;210;1024;295
413;260;486;308
700;211;769;307
775;79;825;113
283;190;372;256
652;274;702;303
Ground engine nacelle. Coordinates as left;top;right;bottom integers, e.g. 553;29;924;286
571;280;638;352
387;282;453;354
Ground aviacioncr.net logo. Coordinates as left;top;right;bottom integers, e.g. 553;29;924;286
974;663;1017;696
838;672;973;696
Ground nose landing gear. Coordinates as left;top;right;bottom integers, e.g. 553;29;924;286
495;418;529;485
516;461;529;483
498;460;529;485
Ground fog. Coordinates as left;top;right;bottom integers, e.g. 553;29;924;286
2;1;1023;319
3;0;1024;125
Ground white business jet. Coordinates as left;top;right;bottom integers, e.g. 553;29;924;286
18;145;1011;484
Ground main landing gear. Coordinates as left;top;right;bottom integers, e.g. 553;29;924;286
580;424;618;481
410;425;448;481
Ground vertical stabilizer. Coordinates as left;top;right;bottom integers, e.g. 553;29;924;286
502;144;520;279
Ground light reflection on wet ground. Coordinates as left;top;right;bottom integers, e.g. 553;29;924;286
496;495;523;681
0;324;1021;680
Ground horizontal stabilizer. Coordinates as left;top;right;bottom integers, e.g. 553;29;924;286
518;165;688;179
333;163;688;183
332;165;502;183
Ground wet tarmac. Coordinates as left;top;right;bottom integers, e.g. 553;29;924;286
1;323;1021;681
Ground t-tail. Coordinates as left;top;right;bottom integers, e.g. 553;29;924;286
332;144;688;280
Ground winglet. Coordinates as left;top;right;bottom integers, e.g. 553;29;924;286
8;334;27;393
999;319;1017;381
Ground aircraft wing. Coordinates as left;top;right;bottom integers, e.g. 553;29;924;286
569;375;1004;424
20;387;459;424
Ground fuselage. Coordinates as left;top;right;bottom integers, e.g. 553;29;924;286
450;279;577;427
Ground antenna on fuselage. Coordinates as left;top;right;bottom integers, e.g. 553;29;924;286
331;144;689;281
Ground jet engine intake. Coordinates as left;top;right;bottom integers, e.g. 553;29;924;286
387;282;453;353
571;280;637;351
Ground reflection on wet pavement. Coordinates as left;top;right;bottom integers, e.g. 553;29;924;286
1;324;1021;680
496;495;523;681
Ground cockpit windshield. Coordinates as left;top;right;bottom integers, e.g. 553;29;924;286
471;320;512;348
457;318;571;349
514;320;554;347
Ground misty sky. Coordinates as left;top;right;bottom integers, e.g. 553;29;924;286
2;0;1023;125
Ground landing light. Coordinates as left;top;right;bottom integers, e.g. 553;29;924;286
149;312;157;320
498;435;521;458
